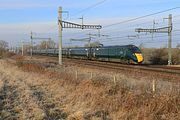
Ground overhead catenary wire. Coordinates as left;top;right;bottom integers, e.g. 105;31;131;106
103;6;180;28
99;31;180;43
70;0;108;18
58;15;180;35
67;25;172;42
63;23;180;42
34;0;108;36
60;5;180;48
65;13;180;38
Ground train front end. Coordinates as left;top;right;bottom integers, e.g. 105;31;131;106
129;45;144;63
134;52;143;63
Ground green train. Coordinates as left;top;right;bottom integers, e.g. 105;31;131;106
32;45;143;63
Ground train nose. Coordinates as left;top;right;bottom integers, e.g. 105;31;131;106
135;53;143;63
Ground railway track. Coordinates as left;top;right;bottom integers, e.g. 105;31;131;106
23;55;180;80
64;58;180;80
64;58;180;73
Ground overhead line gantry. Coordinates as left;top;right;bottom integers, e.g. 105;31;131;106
135;14;173;65
58;6;102;65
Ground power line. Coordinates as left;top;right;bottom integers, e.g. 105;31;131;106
63;27;180;42
101;38;180;45
65;17;179;38
38;1;108;36
104;6;180;28
71;0;108;17
100;32;180;43
62;7;180;46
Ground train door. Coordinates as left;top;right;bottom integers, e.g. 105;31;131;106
119;47;127;61
88;47;92;59
91;48;96;59
85;48;89;59
68;49;71;58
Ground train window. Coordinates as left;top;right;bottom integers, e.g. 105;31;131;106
120;51;123;54
129;46;141;53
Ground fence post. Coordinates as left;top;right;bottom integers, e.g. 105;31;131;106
170;83;173;92
76;70;78;80
114;75;116;86
90;72;93;79
152;79;156;93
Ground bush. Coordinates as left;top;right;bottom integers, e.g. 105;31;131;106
172;48;180;65
149;48;168;65
0;50;16;59
21;63;45;73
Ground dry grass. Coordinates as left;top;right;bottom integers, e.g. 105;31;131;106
0;57;179;120
0;51;16;59
21;63;45;73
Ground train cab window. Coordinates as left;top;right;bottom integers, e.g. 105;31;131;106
129;46;141;53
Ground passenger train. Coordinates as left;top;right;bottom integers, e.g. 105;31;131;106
32;45;144;64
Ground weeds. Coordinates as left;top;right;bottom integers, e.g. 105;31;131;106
0;80;20;120
21;63;45;73
1;56;179;120
91;74;110;87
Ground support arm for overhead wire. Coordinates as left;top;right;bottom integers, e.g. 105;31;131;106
59;20;102;29
135;14;173;65
58;6;102;65
70;37;92;47
135;26;171;33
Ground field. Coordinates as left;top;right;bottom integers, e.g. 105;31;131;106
0;55;179;120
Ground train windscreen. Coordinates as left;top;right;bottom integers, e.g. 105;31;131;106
129;46;141;53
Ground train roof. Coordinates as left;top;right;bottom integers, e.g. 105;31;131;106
64;45;138;49
101;45;137;48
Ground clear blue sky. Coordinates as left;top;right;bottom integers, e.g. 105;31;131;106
0;0;180;48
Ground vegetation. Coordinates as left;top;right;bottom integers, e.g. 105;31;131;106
0;40;8;57
36;40;56;49
0;40;16;58
141;47;180;65
0;43;179;119
0;55;179;119
84;41;103;47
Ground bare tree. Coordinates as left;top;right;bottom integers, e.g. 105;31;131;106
84;41;102;47
139;43;144;49
0;40;8;56
39;40;56;49
0;40;8;50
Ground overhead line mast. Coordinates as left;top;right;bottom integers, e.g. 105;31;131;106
135;14;173;65
58;6;102;65
30;32;51;58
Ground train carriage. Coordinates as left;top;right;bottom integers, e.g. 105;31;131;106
68;47;90;59
31;45;143;64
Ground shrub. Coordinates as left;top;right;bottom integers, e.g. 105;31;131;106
21;63;45;73
0;51;16;58
172;48;180;64
149;48;168;65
